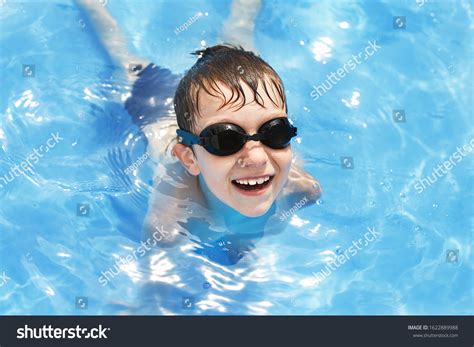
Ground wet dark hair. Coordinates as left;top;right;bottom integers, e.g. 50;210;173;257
174;44;287;132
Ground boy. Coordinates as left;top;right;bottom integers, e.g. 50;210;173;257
78;1;321;249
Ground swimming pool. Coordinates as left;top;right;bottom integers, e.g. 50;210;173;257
0;0;472;315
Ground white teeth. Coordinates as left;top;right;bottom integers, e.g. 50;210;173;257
235;176;271;185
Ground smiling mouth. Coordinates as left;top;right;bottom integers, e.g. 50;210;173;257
231;175;274;191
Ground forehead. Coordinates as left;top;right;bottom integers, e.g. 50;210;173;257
195;78;286;130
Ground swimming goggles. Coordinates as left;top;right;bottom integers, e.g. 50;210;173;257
176;117;297;156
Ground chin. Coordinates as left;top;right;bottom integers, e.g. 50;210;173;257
234;202;273;218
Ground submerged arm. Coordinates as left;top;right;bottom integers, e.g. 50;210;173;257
220;0;262;51
76;0;149;77
281;162;322;209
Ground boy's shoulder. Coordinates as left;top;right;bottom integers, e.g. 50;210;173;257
143;119;179;162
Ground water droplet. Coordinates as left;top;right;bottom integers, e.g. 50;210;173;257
369;201;375;206
78;19;85;28
335;248;342;255
380;181;391;191
348;135;353;140
316;199;324;205
202;282;211;289
399;192;406;198
414;225;422;232
432;203;438;208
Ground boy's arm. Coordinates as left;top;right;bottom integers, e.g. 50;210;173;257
281;163;322;208
76;0;149;78
78;0;260;73
220;0;262;52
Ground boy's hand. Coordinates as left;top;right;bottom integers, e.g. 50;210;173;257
280;164;322;209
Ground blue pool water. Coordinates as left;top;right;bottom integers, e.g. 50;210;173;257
0;0;472;315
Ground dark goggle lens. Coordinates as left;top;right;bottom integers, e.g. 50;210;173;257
261;121;294;148
206;129;245;156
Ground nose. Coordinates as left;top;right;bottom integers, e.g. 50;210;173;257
237;140;269;169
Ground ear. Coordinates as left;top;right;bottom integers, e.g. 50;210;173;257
172;143;201;176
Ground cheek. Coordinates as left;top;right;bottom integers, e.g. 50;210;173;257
272;148;293;174
195;148;236;182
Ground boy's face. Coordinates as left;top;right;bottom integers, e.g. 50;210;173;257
184;80;292;217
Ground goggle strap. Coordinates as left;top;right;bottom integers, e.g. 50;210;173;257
176;129;200;146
